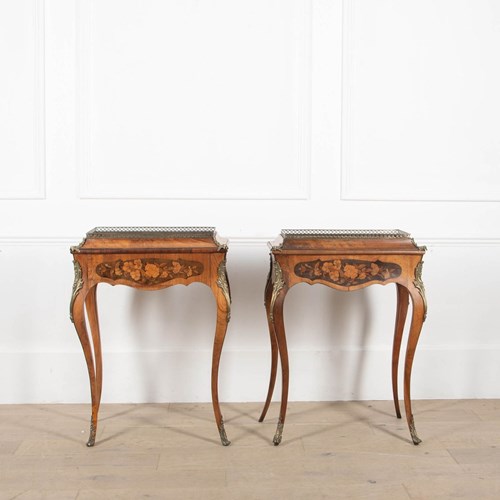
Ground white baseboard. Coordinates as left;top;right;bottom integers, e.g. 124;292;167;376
1;347;499;404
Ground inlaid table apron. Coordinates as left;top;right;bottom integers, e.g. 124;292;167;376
259;229;427;446
70;227;231;446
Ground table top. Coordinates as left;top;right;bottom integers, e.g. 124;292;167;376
71;227;228;254
270;229;425;254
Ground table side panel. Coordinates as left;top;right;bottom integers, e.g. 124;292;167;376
274;252;423;291
73;252;225;291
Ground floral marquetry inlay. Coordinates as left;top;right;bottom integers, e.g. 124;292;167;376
96;258;203;285
294;259;401;286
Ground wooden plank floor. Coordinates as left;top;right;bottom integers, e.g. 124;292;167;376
1;400;499;499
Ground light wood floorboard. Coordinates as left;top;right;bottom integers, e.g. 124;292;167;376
0;400;499;499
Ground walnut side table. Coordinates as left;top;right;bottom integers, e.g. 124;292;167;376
70;227;231;447
259;229;427;446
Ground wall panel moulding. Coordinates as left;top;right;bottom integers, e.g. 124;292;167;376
0;0;45;199
76;0;312;201
340;0;500;202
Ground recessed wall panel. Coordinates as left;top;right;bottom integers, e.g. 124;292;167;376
0;0;45;199
342;0;500;201
78;0;311;199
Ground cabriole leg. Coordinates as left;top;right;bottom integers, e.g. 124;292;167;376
84;285;103;446
403;285;426;445
70;261;99;447
211;260;231;446
265;258;289;446
271;287;289;446
392;283;409;418
259;258;278;422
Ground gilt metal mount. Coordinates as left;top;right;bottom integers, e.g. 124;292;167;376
70;259;84;323
413;260;427;321
216;260;232;322
218;419;231;446
273;420;284;446
270;259;285;322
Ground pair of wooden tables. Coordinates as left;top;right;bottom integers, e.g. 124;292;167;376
70;227;426;447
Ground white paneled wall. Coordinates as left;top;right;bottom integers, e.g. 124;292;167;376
0;0;45;198
77;0;310;200
341;0;500;202
1;0;499;404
